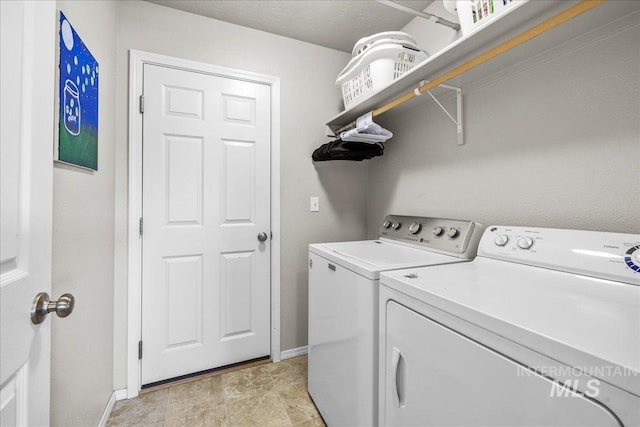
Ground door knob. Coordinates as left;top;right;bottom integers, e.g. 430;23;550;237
31;292;75;324
257;232;268;242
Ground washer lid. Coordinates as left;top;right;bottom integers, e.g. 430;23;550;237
309;240;466;280
380;257;640;396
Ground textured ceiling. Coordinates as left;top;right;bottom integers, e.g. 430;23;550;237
144;0;434;52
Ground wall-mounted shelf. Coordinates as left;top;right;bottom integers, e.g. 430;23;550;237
326;0;639;135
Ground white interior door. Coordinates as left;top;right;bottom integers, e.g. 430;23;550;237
0;1;55;425
141;64;271;385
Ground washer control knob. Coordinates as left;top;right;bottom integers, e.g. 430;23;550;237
382;220;392;229
408;222;422;234
494;234;509;246
392;221;401;230
635;252;640;264
446;227;458;239
433;226;444;236
517;237;534;250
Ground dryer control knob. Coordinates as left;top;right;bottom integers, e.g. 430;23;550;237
408;222;422;234
392;221;401;230
382;220;392;229
517;237;534;250
433;226;444;236
494;234;509;246
446;227;458;239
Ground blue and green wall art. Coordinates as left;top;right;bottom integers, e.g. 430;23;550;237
58;12;99;170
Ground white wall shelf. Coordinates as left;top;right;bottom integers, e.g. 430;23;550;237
326;0;639;134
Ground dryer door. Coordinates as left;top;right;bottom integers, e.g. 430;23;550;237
383;301;621;426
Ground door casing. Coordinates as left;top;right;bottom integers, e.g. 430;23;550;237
127;50;281;397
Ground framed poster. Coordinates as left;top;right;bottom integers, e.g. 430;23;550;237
57;12;99;170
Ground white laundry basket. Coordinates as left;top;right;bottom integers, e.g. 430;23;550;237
351;31;418;56
336;43;427;109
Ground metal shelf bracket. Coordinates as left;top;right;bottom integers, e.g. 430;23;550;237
416;80;464;146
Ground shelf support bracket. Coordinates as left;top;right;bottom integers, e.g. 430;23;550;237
418;80;464;146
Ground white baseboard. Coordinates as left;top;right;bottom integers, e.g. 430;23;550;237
97;389;127;426
114;389;127;401
280;346;308;360
97;391;117;427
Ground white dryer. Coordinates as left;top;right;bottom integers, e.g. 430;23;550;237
379;226;640;426
308;215;483;426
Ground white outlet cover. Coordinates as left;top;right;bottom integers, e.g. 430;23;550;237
310;197;319;212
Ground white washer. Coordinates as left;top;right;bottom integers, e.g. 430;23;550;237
308;215;483;426
379;226;640;426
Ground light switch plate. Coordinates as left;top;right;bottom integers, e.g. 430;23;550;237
310;197;319;212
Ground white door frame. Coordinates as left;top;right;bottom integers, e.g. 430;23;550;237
127;50;281;397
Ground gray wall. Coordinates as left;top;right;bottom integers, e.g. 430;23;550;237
52;1;117;425
367;17;640;236
113;1;366;389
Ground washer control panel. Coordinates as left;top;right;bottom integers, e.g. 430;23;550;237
378;215;484;258
625;245;640;273
480;226;640;285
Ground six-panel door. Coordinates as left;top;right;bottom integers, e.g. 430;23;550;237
141;64;271;384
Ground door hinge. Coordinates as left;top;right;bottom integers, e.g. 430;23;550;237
139;94;144;114
270;231;273;239
139;217;143;237
138;340;143;360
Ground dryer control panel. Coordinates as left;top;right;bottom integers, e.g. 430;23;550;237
479;226;640;285
378;215;483;259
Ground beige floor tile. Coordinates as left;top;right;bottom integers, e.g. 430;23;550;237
106;389;168;426
107;423;163;427
226;391;291;427
287;355;308;366
221;364;275;401
166;376;225;420
203;404;230;427
268;357;308;389
108;357;315;427
222;356;308;402
279;383;320;425
165;403;228;427
165;410;206;427
292;416;327;427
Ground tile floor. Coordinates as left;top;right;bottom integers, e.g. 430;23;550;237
107;355;325;427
